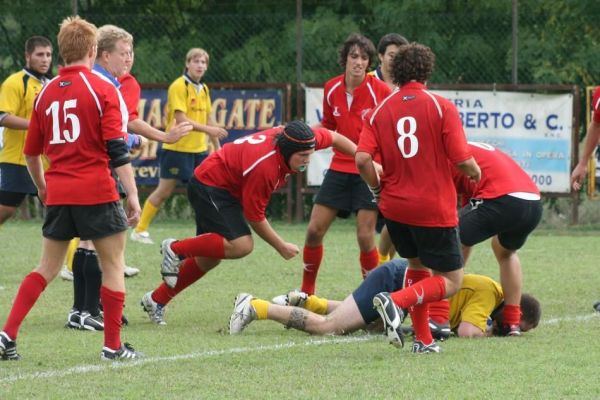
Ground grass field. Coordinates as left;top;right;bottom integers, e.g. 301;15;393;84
1;219;600;399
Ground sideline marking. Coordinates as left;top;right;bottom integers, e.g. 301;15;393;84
2;313;599;384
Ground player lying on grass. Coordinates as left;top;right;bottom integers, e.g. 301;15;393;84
229;258;541;339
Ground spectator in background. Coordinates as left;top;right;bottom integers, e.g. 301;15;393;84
131;48;228;245
0;36;52;228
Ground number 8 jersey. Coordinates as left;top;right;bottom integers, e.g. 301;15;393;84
358;81;471;227
24;65;128;205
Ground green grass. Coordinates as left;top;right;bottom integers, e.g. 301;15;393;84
1;219;600;399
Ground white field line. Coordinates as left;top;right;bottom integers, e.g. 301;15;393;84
0;336;373;384
2;313;599;384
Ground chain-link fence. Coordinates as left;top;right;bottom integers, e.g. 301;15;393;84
3;1;600;226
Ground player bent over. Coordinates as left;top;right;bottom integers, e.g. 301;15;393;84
229;259;541;338
140;121;357;326
0;16;142;361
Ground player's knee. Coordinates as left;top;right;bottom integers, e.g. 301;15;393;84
0;206;17;224
225;237;253;259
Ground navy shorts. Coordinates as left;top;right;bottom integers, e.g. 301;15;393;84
43;202;128;241
385;218;463;272
187;177;251;240
314;169;377;218
0;163;37;206
352;259;408;324
459;195;543;250
159;149;208;182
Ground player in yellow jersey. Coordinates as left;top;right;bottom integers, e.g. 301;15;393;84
229;258;541;339
0;36;52;227
131;48;228;244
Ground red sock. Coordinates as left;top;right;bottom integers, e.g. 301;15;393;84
2;272;47;340
428;299;450;324
411;303;434;344
300;245;323;295
359;248;379;278
152;257;206;305
100;286;125;350
390;275;446;309
502;304;521;326
170;233;225;259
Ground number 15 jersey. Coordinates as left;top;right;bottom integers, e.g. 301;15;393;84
358;81;472;227
24;65;128;205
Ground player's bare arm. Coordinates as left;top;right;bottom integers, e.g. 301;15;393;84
128;117;191;144
24;154;46;204
174;110;228;139
355;151;379;189
456;156;482;183
572;120;600;190
248;219;299;260
330;130;357;156
0;114;30;130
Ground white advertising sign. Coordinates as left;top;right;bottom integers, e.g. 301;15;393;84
305;86;573;192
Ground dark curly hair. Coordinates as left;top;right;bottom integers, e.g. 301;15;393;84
338;33;376;70
377;33;408;55
392;42;435;86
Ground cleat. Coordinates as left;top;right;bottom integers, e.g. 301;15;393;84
0;331;20;361
124;265;140;278
412;340;442;353
429;319;452;341
130;230;154;244
80;312;104;331
160;239;182;288
373;292;405;348
229;293;256;334
65;308;82;330
498;323;521;337
593;301;600;312
101;342;144;361
272;289;308;307
60;265;74;281
140;291;166;325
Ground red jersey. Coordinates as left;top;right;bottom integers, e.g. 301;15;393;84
118;73;141;121
453;142;540;200
24;65;128;205
321;74;391;174
592;86;600;124
358;81;471;227
196;127;333;222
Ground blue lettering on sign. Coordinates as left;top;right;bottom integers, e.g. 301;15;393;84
316;109;323;122
459;112;514;129
546;114;558;130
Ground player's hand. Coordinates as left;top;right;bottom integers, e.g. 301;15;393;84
36;187;47;206
125;196;141;227
165;120;192;144
207;126;228;140
278;242;300;260
373;161;384;178
571;163;587;191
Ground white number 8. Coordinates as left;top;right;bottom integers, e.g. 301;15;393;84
396;116;418;158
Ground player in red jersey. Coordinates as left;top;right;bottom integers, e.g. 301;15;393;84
139;121;357;325
300;33;392;296
572;86;600;191
449;141;542;336
0;16;143;361
356;42;481;353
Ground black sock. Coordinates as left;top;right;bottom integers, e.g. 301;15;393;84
71;248;87;311
83;250;102;317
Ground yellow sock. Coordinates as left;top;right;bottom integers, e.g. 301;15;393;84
378;252;391;265
304;295;328;315
250;298;270;320
136;199;159;233
65;237;80;272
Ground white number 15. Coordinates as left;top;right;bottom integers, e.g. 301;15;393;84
46;99;80;144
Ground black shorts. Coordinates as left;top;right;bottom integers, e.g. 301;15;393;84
314;169;377;218
352;259;408;324
385;219;463;272
160;149;208;183
0;163;37;206
187;177;251;240
459;195;543;250
43;202;128;241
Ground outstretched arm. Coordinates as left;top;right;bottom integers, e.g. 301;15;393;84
572;121;600;190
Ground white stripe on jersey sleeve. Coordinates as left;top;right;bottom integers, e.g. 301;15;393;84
369;90;398;125
80;72;103;116
243;150;277;177
326;81;342;107
422;89;443;118
366;82;378;105
33;76;59;111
